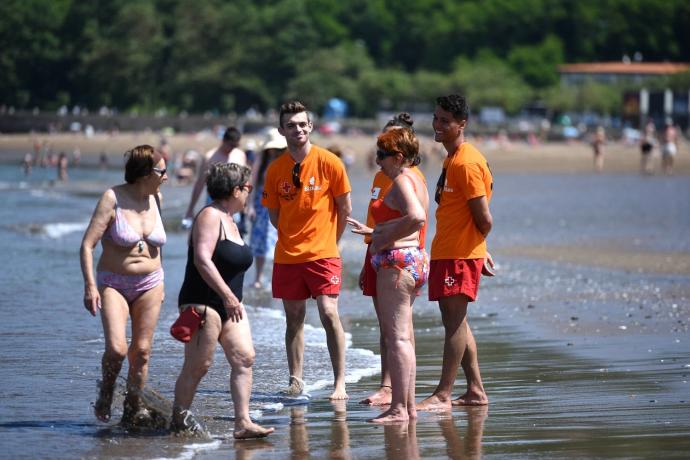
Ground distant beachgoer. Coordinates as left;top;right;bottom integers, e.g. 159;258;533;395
22;153;33;176
349;127;429;424
172;163;274;439
417;94;493;411
99;152;109;170
57;152;69;181
182;127;246;231
661;121;678;175
80;145;168;426
72;147;81;166
591;126;606;172
175;150;200;185
348;112;425;408
247;129;286;289
640;120;656;175
261;100;352;399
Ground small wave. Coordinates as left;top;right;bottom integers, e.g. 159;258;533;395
42;221;88;238
150;440;223;460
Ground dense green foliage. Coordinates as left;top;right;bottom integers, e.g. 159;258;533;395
1;0;689;116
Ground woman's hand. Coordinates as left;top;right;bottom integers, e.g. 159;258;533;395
224;296;244;322
84;284;101;316
346;217;373;235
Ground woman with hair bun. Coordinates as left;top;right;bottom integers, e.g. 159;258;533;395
348;127;429;423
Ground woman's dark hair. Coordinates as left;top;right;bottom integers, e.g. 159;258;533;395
377;127;420;167
206;163;251;200
124;145;157;184
383;112;414;131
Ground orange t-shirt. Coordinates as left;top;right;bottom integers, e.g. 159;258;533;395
364;166;427;247
262;145;351;263
430;143;493;260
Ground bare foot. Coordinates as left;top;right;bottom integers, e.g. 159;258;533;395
359;386;392;406
369;407;409;424
252;281;262;289
416;394;452;412
329;385;349;400
94;382;113;422
451;391;489;406
234;422;275;440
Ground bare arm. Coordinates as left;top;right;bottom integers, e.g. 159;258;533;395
192;209;243;321
80;190;115;316
334;192;352;242
268;208;279;229
184;158;209;219
468;195;492;237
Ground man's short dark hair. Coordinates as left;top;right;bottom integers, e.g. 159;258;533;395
436;94;469;122
279;100;309;127
222;126;242;144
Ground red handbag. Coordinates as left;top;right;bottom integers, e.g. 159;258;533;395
170;306;206;343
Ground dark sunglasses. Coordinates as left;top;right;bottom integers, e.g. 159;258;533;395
434;168;447;204
376;149;397;161
292;162;301;188
152;167;167;176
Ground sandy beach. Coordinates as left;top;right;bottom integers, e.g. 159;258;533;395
0;131;689;458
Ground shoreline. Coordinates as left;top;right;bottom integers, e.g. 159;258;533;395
1;131;689;175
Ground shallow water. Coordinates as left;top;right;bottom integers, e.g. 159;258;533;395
0;162;689;458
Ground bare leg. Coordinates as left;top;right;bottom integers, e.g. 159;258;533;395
360;296;393;406
283;299;306;394
124;284;163;416
418;294;485;411
220;314;274;439
370;268;415;423
253;256;266;288
95;288;130;422
173;307;221;411
452;325;488;406
316;294;348;399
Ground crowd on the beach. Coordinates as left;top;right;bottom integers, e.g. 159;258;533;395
79;95;495;438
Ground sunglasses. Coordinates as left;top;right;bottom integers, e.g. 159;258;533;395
434;167;446;204
241;184;253;193
152;167;167;176
376;149;397;161
292;162;301;188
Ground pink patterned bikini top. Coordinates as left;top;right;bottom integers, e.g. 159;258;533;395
104;195;167;248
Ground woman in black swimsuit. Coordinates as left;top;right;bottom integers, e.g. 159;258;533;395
172;163;274;439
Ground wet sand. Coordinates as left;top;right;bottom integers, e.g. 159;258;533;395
1;131;689;457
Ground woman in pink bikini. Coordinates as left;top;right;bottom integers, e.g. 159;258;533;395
348;128;429;423
80;144;168;426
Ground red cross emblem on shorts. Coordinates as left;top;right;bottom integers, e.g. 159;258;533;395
330;275;340;285
444;276;455;287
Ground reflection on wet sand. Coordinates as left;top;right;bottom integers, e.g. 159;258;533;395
384;422;420;460
329;400;351;459
438;406;488;460
286;401;353;459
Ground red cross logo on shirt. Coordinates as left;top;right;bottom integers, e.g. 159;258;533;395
330;275;340;285
280;180;292;195
444;276;456;287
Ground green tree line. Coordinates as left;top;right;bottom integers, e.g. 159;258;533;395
1;0;689;116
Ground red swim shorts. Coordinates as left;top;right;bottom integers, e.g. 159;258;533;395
428;258;483;301
361;246;377;297
273;258;342;300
